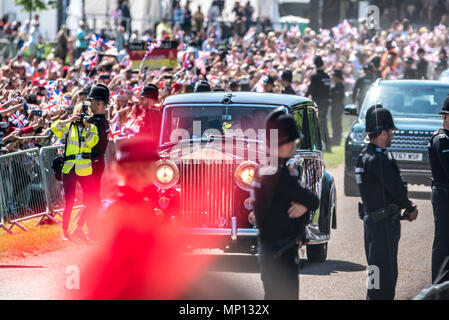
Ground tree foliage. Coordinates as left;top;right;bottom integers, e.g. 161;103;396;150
13;0;58;13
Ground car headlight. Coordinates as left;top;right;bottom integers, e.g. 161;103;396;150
154;160;179;189
350;131;368;143
235;161;257;191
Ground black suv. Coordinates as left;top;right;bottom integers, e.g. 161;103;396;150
344;80;446;197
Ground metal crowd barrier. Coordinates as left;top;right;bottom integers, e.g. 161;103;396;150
0;148;58;233
0;140;123;234
413;281;449;300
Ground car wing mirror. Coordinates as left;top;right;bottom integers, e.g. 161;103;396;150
344;104;358;116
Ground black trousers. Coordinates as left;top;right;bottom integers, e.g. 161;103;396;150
431;187;449;283
363;216;401;300
62;170;95;232
316;100;330;149
77;159;105;233
258;239;299;300
330;103;344;145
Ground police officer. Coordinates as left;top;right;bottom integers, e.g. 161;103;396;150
353;63;376;110
252;108;319;300
71;84;110;240
281;69;296;95
194;80;212;93
263;75;276;93
356;105;419;300
306;56;331;150
330;69;345;147
428;96;449;283
140;84;161;140
403;57;417;80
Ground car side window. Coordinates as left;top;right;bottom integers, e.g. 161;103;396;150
292;108;307;150
307;109;321;151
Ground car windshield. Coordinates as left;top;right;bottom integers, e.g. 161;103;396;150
360;84;448;120
161;105;278;145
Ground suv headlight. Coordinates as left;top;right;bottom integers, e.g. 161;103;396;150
235;161;257;191
154;160;179;189
350;131;368;143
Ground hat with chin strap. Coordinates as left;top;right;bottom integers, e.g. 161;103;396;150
89;84;110;104
365;104;397;134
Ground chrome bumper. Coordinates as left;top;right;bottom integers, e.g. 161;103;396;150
173;216;330;245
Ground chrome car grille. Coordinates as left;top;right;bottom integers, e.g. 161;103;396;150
391;131;433;149
180;160;236;228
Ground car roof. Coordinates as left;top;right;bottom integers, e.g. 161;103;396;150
377;79;449;87
163;92;314;107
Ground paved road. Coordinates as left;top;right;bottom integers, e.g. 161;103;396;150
0;165;434;300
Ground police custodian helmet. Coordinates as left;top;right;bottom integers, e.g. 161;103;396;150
365;104;397;134
266;108;300;147
89;84;110;104
141;84;159;100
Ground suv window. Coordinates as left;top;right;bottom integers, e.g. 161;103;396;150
362;84;448;119
292;108;307;150
308;109;321;151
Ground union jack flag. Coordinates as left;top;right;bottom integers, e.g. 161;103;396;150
88;35;103;52
84;56;98;71
146;40;162;56
182;52;193;70
109;118;122;139
9;112;29;128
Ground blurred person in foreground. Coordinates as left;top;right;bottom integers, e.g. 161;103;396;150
74;136;220;299
51;103;99;241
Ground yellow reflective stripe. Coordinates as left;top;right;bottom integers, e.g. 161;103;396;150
64;161;75;167
66;140;79;147
56;122;65;131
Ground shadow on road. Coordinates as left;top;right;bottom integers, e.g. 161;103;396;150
300;259;366;276
408;191;431;200
202;254;366;275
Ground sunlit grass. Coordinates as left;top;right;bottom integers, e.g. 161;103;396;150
0;209;80;263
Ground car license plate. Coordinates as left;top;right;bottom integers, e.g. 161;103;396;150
392;152;423;162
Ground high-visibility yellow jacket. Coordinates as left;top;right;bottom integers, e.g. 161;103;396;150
51;120;99;176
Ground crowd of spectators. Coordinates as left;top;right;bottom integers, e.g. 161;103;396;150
1;1;449;156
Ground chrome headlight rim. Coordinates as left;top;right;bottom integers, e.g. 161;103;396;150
154;159;180;189
235;161;257;191
350;131;368;143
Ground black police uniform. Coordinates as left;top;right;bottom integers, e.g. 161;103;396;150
417;57;429;80
353;69;375;108
281;70;296;95
356;106;415;300
330;71;345;146
306;57;331;148
252;109;319;300
428;99;449;283
403;67;417;79
282;86;296;95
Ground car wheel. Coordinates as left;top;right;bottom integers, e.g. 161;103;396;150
307;243;328;263
344;170;359;197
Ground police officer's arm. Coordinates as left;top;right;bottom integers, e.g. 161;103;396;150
435;134;449;178
84;123;100;148
279;173;320;212
368;156;415;212
51;119;70;140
